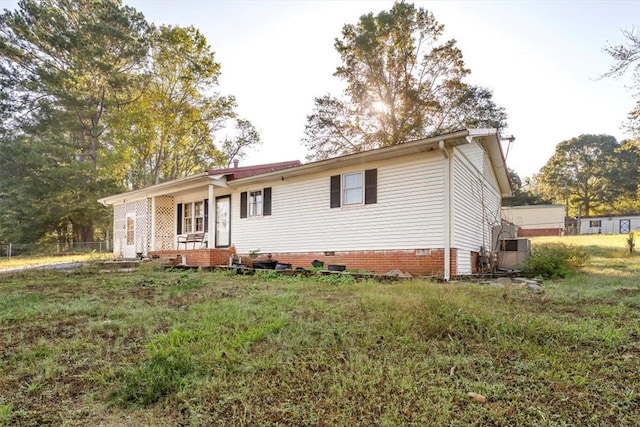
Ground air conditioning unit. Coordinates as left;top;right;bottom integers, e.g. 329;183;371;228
497;238;530;269
492;224;518;251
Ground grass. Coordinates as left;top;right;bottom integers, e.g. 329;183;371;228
0;237;639;426
0;252;111;270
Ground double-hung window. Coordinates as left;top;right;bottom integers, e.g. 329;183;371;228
343;172;363;205
194;201;204;231
249;190;263;216
240;188;272;218
330;169;377;208
178;200;206;234
183;203;193;233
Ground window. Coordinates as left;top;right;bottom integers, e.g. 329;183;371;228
183;202;193;233
249;190;263;216
330;169;377;208
343;172;363;205
126;216;134;245
177;200;207;234
590;220;601;228
240;188;271;218
194;201;204;231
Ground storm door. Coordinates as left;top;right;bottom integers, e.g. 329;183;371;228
215;196;231;247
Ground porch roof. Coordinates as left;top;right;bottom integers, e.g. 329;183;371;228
98;173;214;206
97;161;302;206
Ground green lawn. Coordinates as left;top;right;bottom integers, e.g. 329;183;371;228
0;239;639;426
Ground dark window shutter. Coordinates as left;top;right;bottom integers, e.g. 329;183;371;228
330;175;341;208
365;169;377;205
204;199;209;232
263;187;272;216
240;192;248;218
176;203;183;234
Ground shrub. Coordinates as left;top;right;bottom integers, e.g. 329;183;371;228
520;243;588;279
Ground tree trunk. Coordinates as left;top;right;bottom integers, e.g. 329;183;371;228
80;223;94;244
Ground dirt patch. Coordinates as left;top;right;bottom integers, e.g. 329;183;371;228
616;287;640;295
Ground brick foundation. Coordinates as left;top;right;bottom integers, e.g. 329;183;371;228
518;228;563;237
245;248;458;277
149;248;236;267
148;247;463;277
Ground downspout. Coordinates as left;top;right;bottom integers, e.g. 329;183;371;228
438;140;451;281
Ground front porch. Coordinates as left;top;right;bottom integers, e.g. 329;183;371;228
149;247;236;267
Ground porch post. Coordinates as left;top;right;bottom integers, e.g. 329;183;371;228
150;196;156;251
208;184;215;248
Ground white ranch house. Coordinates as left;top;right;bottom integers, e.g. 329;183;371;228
580;215;640;235
98;128;512;279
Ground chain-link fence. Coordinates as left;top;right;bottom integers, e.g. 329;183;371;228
0;241;113;259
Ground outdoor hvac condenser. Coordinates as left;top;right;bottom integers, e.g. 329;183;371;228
496;238;530;269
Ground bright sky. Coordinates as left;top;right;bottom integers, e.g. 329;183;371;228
2;0;639;178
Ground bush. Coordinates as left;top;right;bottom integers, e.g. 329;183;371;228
520;243;588;279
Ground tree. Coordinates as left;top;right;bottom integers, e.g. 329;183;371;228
537;135;621;217
0;4;262;243
609;139;640;214
0;107;117;244
602;27;640;137
106;25;259;189
0;0;150;242
501;168;551;207
220;118;261;168
303;1;507;160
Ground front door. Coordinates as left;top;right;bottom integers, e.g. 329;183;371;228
124;213;136;258
215;196;231;247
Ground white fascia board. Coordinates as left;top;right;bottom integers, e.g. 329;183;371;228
470;130;511;198
98;173;225;205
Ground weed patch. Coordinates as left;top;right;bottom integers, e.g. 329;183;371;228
521;243;588;279
1;251;639;425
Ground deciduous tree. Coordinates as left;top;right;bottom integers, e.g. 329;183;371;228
303;1;507;160
502;169;551;207
602;26;640;137
106;25;259;189
537;135;622;217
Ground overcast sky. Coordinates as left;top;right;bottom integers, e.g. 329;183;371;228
3;0;638;178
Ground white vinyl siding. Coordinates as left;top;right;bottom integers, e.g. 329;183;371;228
174;189;232;248
457;250;471;276
502;206;565;231
232;153;446;253
452;144;502;274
